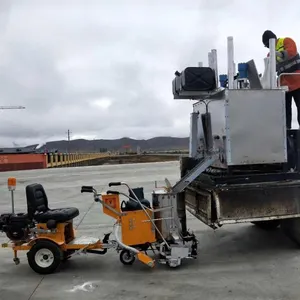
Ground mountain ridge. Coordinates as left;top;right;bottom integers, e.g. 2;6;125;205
42;136;189;152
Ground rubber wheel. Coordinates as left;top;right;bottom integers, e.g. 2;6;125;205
27;240;63;274
252;220;280;230
119;249;135;265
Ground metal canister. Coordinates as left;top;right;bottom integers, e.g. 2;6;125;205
152;192;162;241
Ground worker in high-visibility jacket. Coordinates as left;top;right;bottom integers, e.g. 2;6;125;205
262;30;300;129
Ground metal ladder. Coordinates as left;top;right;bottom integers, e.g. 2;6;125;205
171;155;217;194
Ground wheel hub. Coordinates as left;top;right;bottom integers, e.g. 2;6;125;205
123;253;133;262
35;249;54;268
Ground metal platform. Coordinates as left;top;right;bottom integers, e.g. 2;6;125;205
69;236;100;245
177;153;300;228
173;88;226;100
185;174;300;227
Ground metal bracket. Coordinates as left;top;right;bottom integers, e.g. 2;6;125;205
31;228;57;234
171;154;218;194
71;239;102;257
173;88;225;100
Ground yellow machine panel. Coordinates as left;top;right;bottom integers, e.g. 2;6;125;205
36;223;71;244
102;194;121;219
121;210;156;246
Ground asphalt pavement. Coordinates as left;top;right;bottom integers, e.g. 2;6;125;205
0;161;300;300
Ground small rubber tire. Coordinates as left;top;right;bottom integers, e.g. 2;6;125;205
27;240;63;275
251;220;280;230
119;249;135;265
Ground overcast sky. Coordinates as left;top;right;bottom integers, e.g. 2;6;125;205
0;0;298;147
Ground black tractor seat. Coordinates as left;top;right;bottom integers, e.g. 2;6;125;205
26;183;79;223
33;207;79;223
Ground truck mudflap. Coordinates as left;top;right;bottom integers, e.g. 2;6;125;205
185;179;300;228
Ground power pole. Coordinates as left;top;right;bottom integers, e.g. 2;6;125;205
0;106;26;110
67;129;71;142
66;129;71;153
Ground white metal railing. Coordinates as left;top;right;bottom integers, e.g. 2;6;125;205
202;36;299;91
269;38;277;89
227;36;234;89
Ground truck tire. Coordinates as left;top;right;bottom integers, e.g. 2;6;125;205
252;220;280;230
281;218;300;246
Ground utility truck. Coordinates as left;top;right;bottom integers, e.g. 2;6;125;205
171;36;300;245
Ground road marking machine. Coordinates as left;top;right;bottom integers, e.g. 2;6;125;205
0;178;197;274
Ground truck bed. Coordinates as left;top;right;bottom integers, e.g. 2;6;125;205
180;158;300;228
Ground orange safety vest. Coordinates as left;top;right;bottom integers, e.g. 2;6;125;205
271;37;300;91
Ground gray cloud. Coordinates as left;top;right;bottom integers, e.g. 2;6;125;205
0;0;299;146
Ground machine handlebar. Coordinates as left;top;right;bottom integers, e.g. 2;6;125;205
108;182;122;187
106;190;120;195
81;186;94;193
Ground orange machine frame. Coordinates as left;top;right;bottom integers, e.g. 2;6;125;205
102;194;156;246
4;220;104;253
2;190;156;270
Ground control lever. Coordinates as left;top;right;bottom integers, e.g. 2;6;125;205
106;190;120;195
81;186;94;193
108;182;121;187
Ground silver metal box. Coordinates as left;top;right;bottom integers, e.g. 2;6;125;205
192;89;287;166
225;89;287;165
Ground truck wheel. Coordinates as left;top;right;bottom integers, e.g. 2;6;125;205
27;240;63;274
252;220;280;230
281;218;300;246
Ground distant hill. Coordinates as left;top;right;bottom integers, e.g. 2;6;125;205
41;137;189;153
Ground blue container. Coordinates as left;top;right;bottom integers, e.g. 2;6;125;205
219;74;228;88
238;63;248;79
